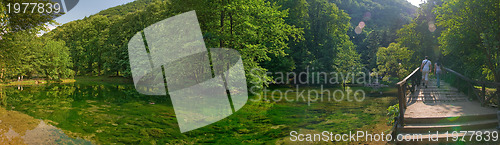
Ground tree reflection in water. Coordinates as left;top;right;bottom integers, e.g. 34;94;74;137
0;107;91;144
0;83;176;144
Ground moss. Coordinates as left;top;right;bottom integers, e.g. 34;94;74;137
237;128;250;134
74;76;132;84
2;82;396;144
146;128;165;138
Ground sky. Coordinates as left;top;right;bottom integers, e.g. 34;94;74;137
53;0;135;25
407;0;426;7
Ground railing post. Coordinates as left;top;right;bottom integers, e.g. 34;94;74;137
403;84;407;109
395;68;419;127
392;117;398;139
468;85;471;98
444;67;500;107
397;85;405;126
497;88;500;110
482;84;486;104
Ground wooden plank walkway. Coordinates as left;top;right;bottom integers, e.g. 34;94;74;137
405;80;497;118
398;79;499;144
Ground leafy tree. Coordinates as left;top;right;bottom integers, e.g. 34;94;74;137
376;43;413;80
189;0;302;88
49;0;303;90
48;15;111;76
40;39;74;80
0;0;61;81
0;31;72;80
357;30;382;69
334;41;363;88
270;0;355;81
435;0;500;82
0;0;60;33
331;0;416;29
396;0;442;69
332;0;416;57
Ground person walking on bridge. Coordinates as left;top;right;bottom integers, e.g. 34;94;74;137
420;56;432;88
435;60;443;88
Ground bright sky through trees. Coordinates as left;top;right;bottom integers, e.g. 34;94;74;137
54;0;135;24
407;0;425;6
41;0;134;33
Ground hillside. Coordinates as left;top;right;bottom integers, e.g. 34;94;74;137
96;0;156;18
46;0;418;78
331;0;418;69
332;0;417;30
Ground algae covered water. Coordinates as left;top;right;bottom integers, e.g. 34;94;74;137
0;82;396;144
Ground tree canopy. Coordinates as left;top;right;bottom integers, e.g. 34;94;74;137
3;0;498;86
0;0;69;81
436;0;500;82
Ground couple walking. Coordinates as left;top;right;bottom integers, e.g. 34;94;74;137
420;56;443;88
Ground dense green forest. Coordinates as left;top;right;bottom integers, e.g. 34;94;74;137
1;0;499;86
2;0;500;144
0;0;71;81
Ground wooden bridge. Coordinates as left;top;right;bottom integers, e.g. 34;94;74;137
393;67;499;144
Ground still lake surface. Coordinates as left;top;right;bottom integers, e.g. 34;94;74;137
0;82;396;144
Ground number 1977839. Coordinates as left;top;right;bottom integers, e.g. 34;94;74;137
6;3;61;14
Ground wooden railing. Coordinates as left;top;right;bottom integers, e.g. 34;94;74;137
443;67;500;107
395;67;421;127
393;67;500;137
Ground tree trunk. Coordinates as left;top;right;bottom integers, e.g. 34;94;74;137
98;59;101;76
88;59;93;76
220;0;225;48
74;57;79;75
229;6;233;48
495;72;500;110
0;61;4;82
0;87;3;106
0;69;3;82
343;80;346;91
98;62;101;76
98;49;102;76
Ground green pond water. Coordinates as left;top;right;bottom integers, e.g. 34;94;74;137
0;82;397;144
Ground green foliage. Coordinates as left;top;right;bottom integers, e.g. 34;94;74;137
332;0;417;70
334;41;363;83
43;0;420;88
331;0;416;30
0;31;73;80
436;0;500;82
195;0;302;89
396;0;442;69
96;0;156;17
3;83;394;144
386;104;399;125
269;0;358;81
0;1;66;81
0;2;7;38
376;43;413;81
41;39;74;80
48;15;111;76
0;0;60;33
357;30;383;69
48;0;303;90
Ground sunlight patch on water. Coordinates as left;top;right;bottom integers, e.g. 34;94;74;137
0;107;92;144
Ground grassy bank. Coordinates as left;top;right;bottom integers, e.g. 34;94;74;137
0;76;132;87
74;76;133;84
0;79;76;86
